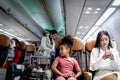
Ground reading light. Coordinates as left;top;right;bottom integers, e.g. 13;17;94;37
87;8;92;10
85;11;90;14
94;11;98;14
96;8;101;11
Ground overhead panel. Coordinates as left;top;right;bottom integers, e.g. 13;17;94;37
78;0;112;38
0;0;45;38
64;0;85;36
18;0;53;30
43;0;65;33
18;0;65;34
0;9;40;41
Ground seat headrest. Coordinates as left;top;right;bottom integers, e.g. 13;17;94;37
72;37;84;51
56;37;63;49
0;34;10;47
26;45;35;52
85;39;96;51
19;41;26;50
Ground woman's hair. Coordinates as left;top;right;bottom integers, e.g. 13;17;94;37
59;35;74;49
95;30;113;48
32;42;37;47
11;38;20;49
49;30;57;34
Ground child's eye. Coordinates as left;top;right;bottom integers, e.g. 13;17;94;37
59;48;63;50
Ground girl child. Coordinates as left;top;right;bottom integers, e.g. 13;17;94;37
51;35;82;80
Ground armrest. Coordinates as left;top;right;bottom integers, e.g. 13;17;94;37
0;67;6;80
44;69;52;79
45;69;51;75
83;71;92;80
0;67;5;69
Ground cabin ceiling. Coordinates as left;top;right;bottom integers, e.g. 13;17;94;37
0;0;113;42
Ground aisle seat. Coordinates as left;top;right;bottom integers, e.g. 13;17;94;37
0;34;10;80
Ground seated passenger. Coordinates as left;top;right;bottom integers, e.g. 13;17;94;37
32;42;38;54
3;38;22;80
89;30;120;80
51;35;82;80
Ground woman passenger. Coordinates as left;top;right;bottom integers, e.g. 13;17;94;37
90;30;120;80
4;38;22;80
4;38;21;69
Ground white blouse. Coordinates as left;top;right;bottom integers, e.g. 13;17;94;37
90;48;120;80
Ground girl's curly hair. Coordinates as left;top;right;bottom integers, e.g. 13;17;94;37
60;35;74;48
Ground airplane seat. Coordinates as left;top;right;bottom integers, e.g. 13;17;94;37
24;45;52;80
71;37;84;70
22;44;35;79
0;34;10;80
85;39;96;71
0;34;10;66
85;39;96;80
24;45;35;65
54;37;92;80
72;37;92;80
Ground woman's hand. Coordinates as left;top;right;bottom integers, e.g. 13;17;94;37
102;51;114;60
7;58;13;61
109;54;114;60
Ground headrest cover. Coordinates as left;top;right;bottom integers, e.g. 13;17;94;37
19;41;26;50
26;45;35;52
72;37;84;50
0;34;10;47
56;37;63;49
85;39;96;51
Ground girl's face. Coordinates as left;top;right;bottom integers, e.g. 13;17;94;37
59;44;70;57
9;40;16;49
100;34;109;49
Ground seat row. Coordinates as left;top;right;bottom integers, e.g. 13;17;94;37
55;37;115;80
0;34;35;80
0;34;115;80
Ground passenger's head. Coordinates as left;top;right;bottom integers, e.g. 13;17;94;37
59;35;73;57
9;38;19;49
49;30;57;39
32;42;37;47
32;42;37;49
95;30;112;49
